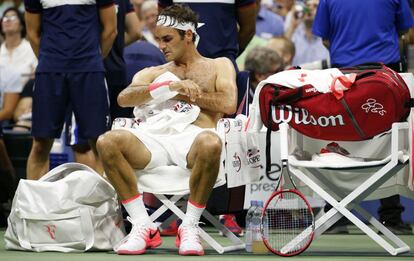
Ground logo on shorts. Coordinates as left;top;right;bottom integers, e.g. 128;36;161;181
233;119;243;132
132;118;142;128
44;224;57;240
113;118;127;127
221;119;231;133
173;101;193;113
232;153;241;172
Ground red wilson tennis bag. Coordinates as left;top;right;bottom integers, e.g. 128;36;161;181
259;64;413;141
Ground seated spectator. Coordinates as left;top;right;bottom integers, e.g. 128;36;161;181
244;46;284;102
269;31;329;69
140;0;159;46
96;5;237;256
256;0;284;40
0;63;22;122
0;57;23;226
131;0;144;19
12;77;33;131
266;36;295;67
236;35;268;70
0;7;37;86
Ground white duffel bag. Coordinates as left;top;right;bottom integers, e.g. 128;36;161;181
4;163;125;252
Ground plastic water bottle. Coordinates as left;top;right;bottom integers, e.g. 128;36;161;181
252;201;269;254
245;200;257;252
262;202;269;242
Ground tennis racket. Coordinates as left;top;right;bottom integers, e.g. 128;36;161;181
261;122;315;256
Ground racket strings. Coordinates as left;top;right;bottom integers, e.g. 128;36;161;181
264;191;314;255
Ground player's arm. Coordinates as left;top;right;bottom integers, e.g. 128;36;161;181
205;58;237;115
118;67;164;107
236;2;257;56
99;4;117;57
25;11;41;58
175;58;237;115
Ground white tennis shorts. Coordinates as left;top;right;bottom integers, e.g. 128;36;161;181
122;124;217;169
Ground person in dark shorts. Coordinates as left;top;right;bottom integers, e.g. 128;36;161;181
24;0;117;179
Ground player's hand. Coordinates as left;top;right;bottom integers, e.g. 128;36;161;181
169;80;202;102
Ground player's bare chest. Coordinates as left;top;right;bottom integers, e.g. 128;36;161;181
170;63;217;92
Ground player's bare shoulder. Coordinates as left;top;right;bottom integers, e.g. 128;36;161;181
213;57;236;85
213;57;235;72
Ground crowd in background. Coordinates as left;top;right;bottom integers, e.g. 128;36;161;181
0;0;413;233
0;0;412;134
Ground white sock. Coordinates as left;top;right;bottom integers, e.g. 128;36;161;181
182;200;205;226
121;194;152;224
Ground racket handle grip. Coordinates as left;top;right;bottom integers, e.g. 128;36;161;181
279;122;289;160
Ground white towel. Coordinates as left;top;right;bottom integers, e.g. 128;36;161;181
258;68;355;93
289;151;408;169
113;71;201;134
146;71;180;105
219;115;261;187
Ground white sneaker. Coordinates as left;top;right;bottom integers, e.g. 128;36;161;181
175;222;204;256
116;217;162;255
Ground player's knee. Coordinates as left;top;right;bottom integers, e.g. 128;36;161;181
96;131;121;159
197;132;222;159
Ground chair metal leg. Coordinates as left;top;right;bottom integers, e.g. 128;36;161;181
309;168;411;255
290;165;411;255
201;209;245;252
150;195;183;222
153;194;245;254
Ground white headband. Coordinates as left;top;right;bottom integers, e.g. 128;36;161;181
156;15;204;46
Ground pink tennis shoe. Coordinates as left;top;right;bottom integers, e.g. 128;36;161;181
175;222;205;256
116;217;162;255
